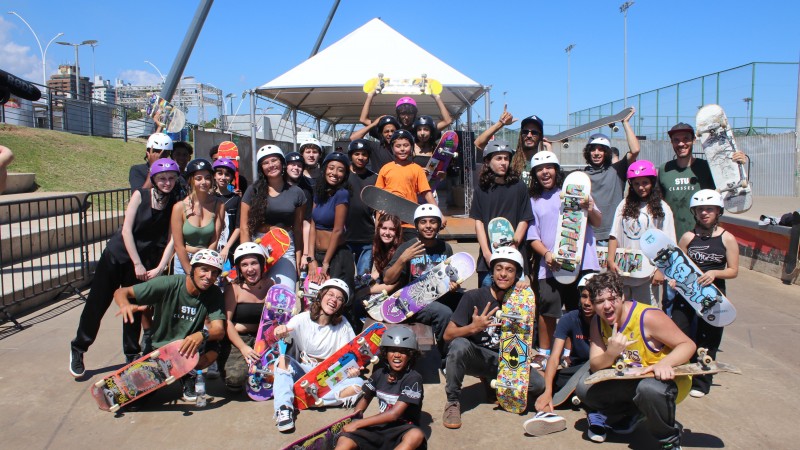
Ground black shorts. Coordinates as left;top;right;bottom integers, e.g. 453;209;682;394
339;422;426;450
537;270;596;318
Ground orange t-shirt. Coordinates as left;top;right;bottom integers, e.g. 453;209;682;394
376;161;432;228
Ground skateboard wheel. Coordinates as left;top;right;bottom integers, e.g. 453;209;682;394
357;337;365;345
489;379;498;389
614;361;625;372
370;355;379;365
453;152;459;158
559;192;565;200
495;310;502;319
109;404;121;413
300;380;309;388
149;350;160;358
563;142;570;149
701;355;713;366
697;347;707;358
405;312;413;318
266;257;275;264
611;124;619;132
571;395;581;406
575;256;582;265
255;237;262;244
221;271;229;277
362;300;370;307
165;375;175;385
741;180;749;188
94;379;106;388
315;398;324;407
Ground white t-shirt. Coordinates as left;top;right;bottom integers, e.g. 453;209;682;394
610;200;676;249
286;312;355;362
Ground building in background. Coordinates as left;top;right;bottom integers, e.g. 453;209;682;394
92;76;115;104
47;65;92;99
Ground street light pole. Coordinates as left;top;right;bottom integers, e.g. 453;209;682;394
565;44;575;127
89;42;99;85
620;1;635;107
57;40;97;100
144;60;166;83
7;11;63;88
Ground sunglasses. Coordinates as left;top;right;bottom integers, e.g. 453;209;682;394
521;129;541;136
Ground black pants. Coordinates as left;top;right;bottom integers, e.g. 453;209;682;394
669;296;724;394
71;250;144;358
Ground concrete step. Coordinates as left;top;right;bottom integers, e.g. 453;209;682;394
0;192;89;225
2;173;36;195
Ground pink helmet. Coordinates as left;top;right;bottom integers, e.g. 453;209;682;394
627;160;658;179
396;97;417;109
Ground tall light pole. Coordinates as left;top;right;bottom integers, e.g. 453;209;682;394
565;43;575;127
7;11;64;89
57;40;96;100
89;42;99;84
620;1;635;107
225;93;235;115
144;60;166;82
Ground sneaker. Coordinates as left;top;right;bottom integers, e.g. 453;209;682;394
69;348;85;378
140;330;153;354
125;354;140;364
689;389;705;398
531;354;548;371
181;373;197;402
609;413;645;435
587;411;608;443
275;405;295;432
443;401;462;429
206;361;220;379
661;443;682;450
523;411;567;436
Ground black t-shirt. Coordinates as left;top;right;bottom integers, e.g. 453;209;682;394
469;180;534;272
388;239;453;284
105;188;175;267
241;182;306;230
368;140;395;174
364;366;424;425
450;286;501;351
129;163;149;194
345;169;378;244
584;158;630;241
216;191;241;261
553;309;591;366
293;176;314;220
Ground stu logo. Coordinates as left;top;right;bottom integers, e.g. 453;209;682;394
675;177;691;185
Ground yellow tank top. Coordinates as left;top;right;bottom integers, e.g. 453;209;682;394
599;301;691;403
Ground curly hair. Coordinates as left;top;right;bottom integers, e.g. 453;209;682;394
309;286;345;325
313;164;350;203
622;176;665;221
527;165;566;199
372;215;403;275
478;156;521;190
583;144;611;166
246;165;288;236
585;271;624;303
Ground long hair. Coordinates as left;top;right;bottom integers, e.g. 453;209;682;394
372;215;403;274
309;286;345;325
313;165;350;204
510;131;540;176
247;164;288;236
528;166;566;199
479;157;521;190
622;176;665;221
583;144;611;165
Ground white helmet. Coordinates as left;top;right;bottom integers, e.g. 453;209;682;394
588;133;611;148
256;145;285;165
299;138;322;151
690;189;724;211
319;278;350;304
190;249;224;270
489;247;525;272
233;242;267;264
413;204;443;223
531;150;560;169
147;133;174;151
578;273;596;288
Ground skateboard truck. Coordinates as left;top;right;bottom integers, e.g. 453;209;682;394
356;337;380;365
489;379;521;391
696;347;713;369
300;380;324;407
362;290;388;309
613;356;626;375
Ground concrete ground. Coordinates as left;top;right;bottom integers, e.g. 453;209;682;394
1;241;798;449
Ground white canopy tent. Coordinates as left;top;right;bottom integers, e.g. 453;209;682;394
255;18;487;125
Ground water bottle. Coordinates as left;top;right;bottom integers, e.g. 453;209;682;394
195;369;207;407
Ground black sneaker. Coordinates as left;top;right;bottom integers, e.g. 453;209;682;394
69;348;85;378
141;330;153;354
206;361;220;379
275;405;295;432
125;354;141;364
181;373;197;402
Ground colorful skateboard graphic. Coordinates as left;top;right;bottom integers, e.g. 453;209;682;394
89;339;198;412
552;172;591;284
584;348;741;385
248;286;295;400
222;227;291;282
596;246;655;278
491;287;536;414
423;131;459;192
360;185;419;225
247;340;285;402
146;94;186;133
281;411;364;449
363;73;443;96
488;217;515;250
216;141;240;191
300;268;323;311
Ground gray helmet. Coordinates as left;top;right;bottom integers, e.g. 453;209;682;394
380;325;418;351
482;139;514;160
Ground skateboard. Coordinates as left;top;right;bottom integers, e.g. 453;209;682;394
361;185;419;225
696;104;753;214
299;268;323;311
640;229;737;327
293;322;386;410
584;348;741;385
363;290;390;322
146;94;186;133
783;211;800;281
363;73;443;96
89;339;198;412
423;131;459;192
596;246;656;278
252;285;296;356
247;340;285;402
545;107;634;148
281;411;363;450
222;227;291;282
380;252;476;324
491;286;536;414
216;141;240;191
552;171;591;284
552;362;590;408
487;217;515;251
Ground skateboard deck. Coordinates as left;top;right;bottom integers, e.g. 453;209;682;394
300;268;323;311
363;73;443;96
596;246;656;279
216;141;240;191
488;217;515;251
248;286;295;400
552;172;591;284
423;131;459;192
783;211;800;281
584;348;741;385
89;339;198;412
545;107;633;148
641;229;737;327
281;411;364;450
294;322;386;410
222;227;291;282
361;185;419;225
552;362;590;408
380;252;476;324
491;287;536;414
146;94;186;133
363;290;390;322
696;104;753;214
247;340;285;401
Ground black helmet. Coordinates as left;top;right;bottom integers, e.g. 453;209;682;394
413;115;440;141
285;151;303;165
322;152;351;183
380;325;418;350
389;129;415;145
348;139;372;156
377;116;401;133
185;158;213;175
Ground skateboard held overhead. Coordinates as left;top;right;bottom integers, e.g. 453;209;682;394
545;107;633;148
363;73;443;96
491;286;536;414
552;171;591;284
216;141;240;191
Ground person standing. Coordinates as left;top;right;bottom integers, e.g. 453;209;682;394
344;139;378;278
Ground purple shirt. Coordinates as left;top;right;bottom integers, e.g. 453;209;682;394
526;187;600;279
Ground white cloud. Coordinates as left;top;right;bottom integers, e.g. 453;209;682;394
0;16;52;85
117;69;162;86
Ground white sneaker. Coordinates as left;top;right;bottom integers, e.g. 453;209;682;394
689;389;706;398
523;411;567;436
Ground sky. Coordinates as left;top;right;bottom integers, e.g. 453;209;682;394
2;0;798;132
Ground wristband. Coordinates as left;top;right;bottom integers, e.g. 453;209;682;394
200;329;209;342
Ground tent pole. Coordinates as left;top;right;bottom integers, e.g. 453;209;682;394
310;0;341;57
292;109;298;151
249;90;257;182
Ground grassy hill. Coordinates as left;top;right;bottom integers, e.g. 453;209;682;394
0;124;148;192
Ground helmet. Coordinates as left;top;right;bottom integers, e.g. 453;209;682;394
147;133;174;151
588;133;611;148
668;122;695;137
299;138;322;152
319;278;350;304
322;152;351;169
413;115;435;130
381;325;418;351
185;158;213;176
149;158;180;177
212;157;237;174
690;189;724;210
482;139;514;160
190;249;223;270
377;116;401;133
531;151;560;169
256;145;285;166
578;273;596;288
489;247;525;273
285;151;303;165
348;139;372;156
396;97;417;109
626;160;658;179
389;129;415;145
413;204;442;223
233;242;267;264
520;115;544;132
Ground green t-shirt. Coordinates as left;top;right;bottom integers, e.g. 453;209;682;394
132;275;225;349
658;158;715;238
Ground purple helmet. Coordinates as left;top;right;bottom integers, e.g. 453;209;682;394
212;157;238;174
150;158;180;177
